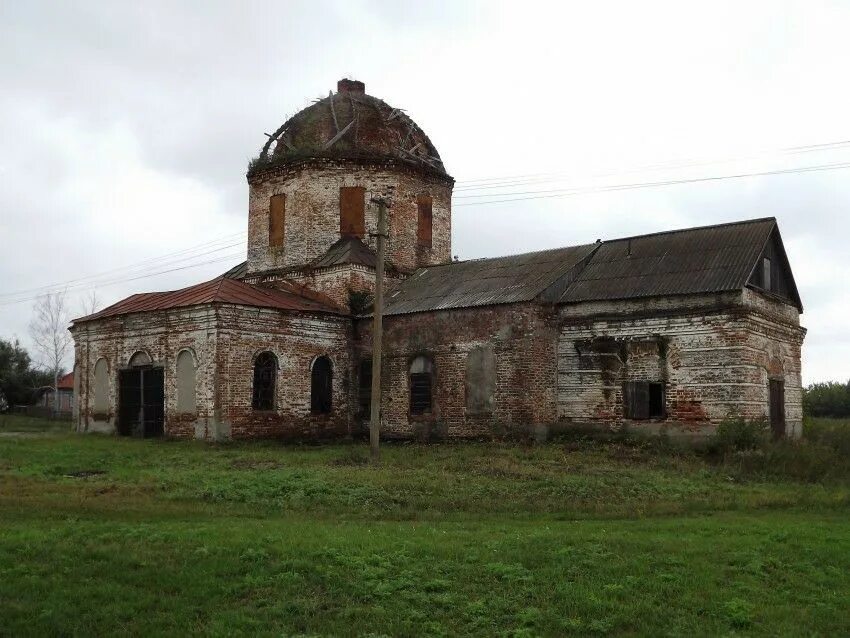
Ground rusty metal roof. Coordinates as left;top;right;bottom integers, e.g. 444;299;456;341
56;372;74;389
310;236;377;269
559;217;778;304
383;244;598;316
73;277;343;324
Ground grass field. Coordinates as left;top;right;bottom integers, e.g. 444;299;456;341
1;415;848;636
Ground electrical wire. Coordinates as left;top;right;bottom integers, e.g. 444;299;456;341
453;161;850;206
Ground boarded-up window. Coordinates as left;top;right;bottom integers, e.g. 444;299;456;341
252;352;277;411
409;355;434;415
93;358;109;413
269;194;285;247
340;187;365;237
465;345;495;413
624;381;665;419
417;195;432;248
310;356;333;414
358;359;372;417
176;350;196;413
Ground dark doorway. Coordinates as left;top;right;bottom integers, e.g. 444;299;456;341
769;379;786;439
118;367;164;437
311;356;333;414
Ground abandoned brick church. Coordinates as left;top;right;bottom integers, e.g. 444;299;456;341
70;79;806;441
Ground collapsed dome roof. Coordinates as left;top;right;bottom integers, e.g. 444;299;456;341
249;79;449;179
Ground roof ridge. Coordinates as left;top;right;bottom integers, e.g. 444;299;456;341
602;216;776;244
420;242;597;270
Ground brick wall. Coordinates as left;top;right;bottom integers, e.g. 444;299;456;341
71;303;351;441
354;303;558;439
71;306;219;438
247;160;453;275
556;291;806;437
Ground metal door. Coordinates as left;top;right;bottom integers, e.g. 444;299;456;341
118;367;164;437
141;367;164;437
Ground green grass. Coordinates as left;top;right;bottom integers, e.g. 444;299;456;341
0;413;73;434
1;416;849;636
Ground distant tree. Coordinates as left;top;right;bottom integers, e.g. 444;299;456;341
0;338;53;408
28;291;72;417
803;381;850;418
78;289;100;317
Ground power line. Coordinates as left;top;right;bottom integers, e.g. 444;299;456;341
452;138;850;191
0;232;246;300
0;252;243;307
453;160;850;206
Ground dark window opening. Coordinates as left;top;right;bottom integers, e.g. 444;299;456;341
417;195;433;248
409;356;434;415
340;186;366;237
269;194;285;247
358;359;372;417
310;356;333;414
624;381;665;419
252;352;277;411
762;257;772;291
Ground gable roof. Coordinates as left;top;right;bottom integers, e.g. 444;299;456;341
382;243;598;316
73;277;343;324
559;217;799;306
380;217;801;316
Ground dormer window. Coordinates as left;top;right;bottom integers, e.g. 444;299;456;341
340;187;365;237
762;257;772;291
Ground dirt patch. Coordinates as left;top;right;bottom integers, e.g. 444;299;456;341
64;470;106;479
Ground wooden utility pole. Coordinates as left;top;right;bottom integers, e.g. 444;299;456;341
369;198;388;463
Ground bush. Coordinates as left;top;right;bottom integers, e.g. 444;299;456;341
713;416;769;453
803;381;850;418
715;417;850;483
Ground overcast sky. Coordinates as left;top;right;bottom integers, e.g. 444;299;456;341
1;0;848;383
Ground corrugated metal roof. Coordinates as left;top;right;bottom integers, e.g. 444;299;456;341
310;236;377;269
222;261;248;279
383;244;598;316
559;217;777;303
73;277;343;324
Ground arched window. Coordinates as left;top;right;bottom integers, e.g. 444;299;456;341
252;352;277;411
311;356;333;414
409;355;434;415
176;350;196;413
129;351;152;367
93;358;109;413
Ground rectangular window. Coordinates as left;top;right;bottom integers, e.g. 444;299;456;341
340;186;366;237
762;257;772;291
269;194;285;247
410;373;432;415
417;195;433;248
624;381;665;419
